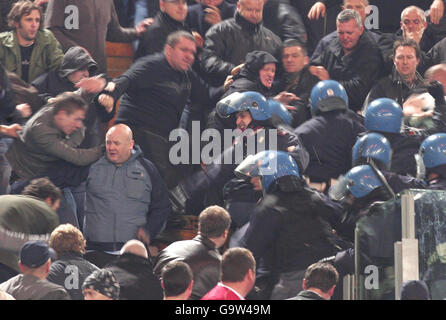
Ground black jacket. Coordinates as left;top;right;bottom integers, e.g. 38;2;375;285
311;32;384;112
135;11;190;59
47;252;99;300
276;65;320;128
242;176;339;274
364;67;425;109
153;235;221;300
222;50;279;99
294;110;366;182
105;253;163;300
287;290;325;300
0;62;15;125
262;0;307;45
201;12;282;86
113;53;222;139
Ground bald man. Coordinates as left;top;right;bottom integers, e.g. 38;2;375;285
104;239;163;300
83;124;171;266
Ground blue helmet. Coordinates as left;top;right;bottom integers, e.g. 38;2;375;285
266;99;292;126
352;133;392;170
344;165;383;199
364;98;402;133
419;133;446;169
216;91;269;120
310;80;349;115
234;150;300;192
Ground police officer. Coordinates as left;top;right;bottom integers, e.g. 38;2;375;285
173;91;309;221
364;81;446;177
294;80;366;188
236;150;341;300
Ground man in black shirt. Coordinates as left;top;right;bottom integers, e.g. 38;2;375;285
82;31;222;189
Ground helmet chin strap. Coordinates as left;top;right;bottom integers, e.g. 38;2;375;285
367;158;396;199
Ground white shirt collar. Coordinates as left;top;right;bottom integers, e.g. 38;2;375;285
217;282;245;300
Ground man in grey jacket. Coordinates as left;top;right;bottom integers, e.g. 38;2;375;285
83;124;171;266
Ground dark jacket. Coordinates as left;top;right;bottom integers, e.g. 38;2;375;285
241;176;339;274
0;274;71;300
153;235;221;300
113;52;222;139
262;0;307;45
426;37;446;68
276;65;320;128
0;62;15;125
310;32;384;112
222;50;279;99
6;105;104;179
311;29;381;62
135;11;190;60
294;110;366;182
287;290;325;300
105;253;163;300
201;12;282;86
187;1;236;38
364;67;425;108
47;252;99;300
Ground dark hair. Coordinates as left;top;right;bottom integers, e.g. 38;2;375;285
304;262;339;293
392;38;421;60
221;248;255;283
22;177;62;204
400;280;430;300
51;91;88;116
161;260;193;297
7;1;42;29
198;205;231;238
165;30;195;48
282;39;308;56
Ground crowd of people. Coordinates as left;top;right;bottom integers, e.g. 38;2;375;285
0;0;445;300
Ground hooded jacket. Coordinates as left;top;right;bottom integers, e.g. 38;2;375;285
222;50;278;98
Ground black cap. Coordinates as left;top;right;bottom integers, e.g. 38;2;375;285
19;241;56;268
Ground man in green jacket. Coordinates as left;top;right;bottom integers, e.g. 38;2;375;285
0;177;61;283
0;1;63;83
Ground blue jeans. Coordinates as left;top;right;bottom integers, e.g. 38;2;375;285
57;187;80;229
133;0;148;51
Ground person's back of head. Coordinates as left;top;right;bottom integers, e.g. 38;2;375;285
22;177;62;211
198;205;231;247
51;91;88;116
49;223;86;256
82;269;120;300
18;240;55;279
220;247;256;297
161;260;193;300
302;262;339;299
400;280;430;300
120;239;148;259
